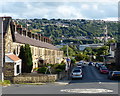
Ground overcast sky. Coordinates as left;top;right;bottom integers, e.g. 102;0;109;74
0;0;119;21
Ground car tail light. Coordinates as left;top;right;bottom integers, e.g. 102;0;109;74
80;72;83;75
112;74;117;76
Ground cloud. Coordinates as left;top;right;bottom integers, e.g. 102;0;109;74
81;4;90;10
0;2;118;20
103;17;118;21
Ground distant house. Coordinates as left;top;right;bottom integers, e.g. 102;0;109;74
106;43;116;64
109;43;116;57
79;43;104;51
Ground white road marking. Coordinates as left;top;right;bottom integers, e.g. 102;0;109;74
61;88;113;93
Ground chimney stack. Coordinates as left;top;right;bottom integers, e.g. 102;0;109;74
16;25;23;35
27;31;32;38
32;33;35;39
12;21;17;32
38;34;41;41
23;28;27;36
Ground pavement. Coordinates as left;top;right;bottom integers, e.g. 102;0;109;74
54;76;71;85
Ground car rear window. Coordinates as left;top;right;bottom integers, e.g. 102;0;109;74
114;72;120;74
73;70;80;72
102;68;108;70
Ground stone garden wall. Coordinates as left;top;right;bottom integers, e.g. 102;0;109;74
13;73;58;83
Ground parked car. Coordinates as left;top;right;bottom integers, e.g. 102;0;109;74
108;71;120;80
95;63;105;69
99;67;109;74
76;62;84;67
71;69;83;79
88;62;94;66
95;63;98;67
76;66;82;69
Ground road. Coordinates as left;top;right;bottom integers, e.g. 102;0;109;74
2;64;119;94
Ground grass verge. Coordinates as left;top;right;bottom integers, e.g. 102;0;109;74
0;80;11;86
16;83;46;85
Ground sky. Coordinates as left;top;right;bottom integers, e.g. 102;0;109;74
0;0;119;21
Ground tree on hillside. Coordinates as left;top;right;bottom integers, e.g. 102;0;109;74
106;39;116;46
60;45;75;56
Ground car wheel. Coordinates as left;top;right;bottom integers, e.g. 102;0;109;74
108;77;112;80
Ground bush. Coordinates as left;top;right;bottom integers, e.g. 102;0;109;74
71;58;76;64
46;64;54;67
56;64;65;70
33;67;39;72
55;69;62;74
75;53;84;61
38;67;47;74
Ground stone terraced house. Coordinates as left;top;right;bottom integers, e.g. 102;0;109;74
1;17;63;79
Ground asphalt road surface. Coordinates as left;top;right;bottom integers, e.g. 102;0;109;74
2;64;119;94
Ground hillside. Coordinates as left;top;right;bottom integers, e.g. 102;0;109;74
14;19;118;45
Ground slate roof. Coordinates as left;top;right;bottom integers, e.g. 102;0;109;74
15;33;59;50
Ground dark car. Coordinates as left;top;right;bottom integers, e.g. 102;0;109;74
88;62;94;66
96;63;105;69
108;71;120;80
74;66;82;70
99;67;109;74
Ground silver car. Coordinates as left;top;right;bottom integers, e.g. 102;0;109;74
71;69;83;79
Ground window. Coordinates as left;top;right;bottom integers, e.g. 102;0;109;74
8;43;11;53
16;65;20;74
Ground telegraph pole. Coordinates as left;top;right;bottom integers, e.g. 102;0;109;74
104;25;108;45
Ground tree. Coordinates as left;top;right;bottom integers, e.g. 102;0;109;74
24;44;33;73
83;47;92;55
19;46;26;73
60;45;75;56
19;44;33;73
106;39;116;46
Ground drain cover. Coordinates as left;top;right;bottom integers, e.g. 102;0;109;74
61;88;113;93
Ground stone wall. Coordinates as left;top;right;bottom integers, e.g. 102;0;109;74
13;74;58;83
4;62;14;81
